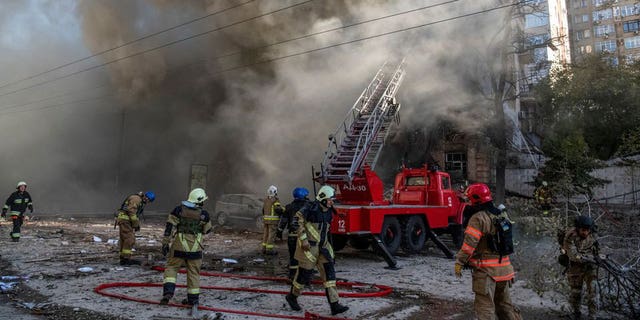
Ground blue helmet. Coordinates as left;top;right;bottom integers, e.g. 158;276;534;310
144;191;156;202
292;187;309;200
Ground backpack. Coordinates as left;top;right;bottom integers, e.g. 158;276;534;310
489;216;514;262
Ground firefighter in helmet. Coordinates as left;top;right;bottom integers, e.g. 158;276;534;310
455;183;521;320
160;188;212;318
278;187;310;280
261;185;284;255
562;215;600;320
116;190;155;265
3;181;34;242
285;185;349;316
534;181;553;215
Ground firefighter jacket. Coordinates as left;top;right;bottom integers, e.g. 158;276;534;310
4;191;33;216
562;227;599;267
534;187;551;204
456;210;515;282
262;196;283;225
279;198;307;236
163;204;212;260
116;194;144;229
294;201;335;264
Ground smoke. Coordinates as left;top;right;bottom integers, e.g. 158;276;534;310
0;0;509;213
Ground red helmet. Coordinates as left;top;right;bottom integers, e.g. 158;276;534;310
465;183;492;205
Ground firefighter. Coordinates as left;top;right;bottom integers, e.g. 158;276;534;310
116;190;155;265
2;181;34;242
160;188;212;318
534;181;552;215
562;215;600;320
277;187;310;280
454;183;521;320
285;185;349;316
261;185;284;255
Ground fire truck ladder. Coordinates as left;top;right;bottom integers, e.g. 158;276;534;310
319;59;406;183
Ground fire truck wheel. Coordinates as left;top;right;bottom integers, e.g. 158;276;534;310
377;217;401;255
331;235;348;251
402;216;426;253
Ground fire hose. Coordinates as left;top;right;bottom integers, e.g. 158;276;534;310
94;266;393;319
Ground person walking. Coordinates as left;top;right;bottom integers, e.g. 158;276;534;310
278;187;310;280
160;188;212;318
116;191;155;265
285;185;349;316
454;183;521;320
562;215;600;320
262;185;283;255
3;181;34;242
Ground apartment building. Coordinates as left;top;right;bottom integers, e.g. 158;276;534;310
569;0;640;63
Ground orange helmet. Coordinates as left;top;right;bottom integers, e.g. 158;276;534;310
465;183;492;205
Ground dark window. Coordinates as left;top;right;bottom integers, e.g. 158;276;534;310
624;20;640;33
445;152;467;182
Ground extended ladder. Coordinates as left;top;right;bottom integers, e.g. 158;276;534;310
318;59;406;183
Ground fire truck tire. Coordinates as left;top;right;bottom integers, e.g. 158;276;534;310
331;235;348;251
217;212;227;226
349;237;370;250
377;217;401;255
401;216;426;253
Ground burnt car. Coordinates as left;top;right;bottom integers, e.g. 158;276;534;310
214;194;263;231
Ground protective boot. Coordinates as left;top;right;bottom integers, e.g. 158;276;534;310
330;302;349;315
189;303;199;319
285;293;301;311
11;237;19;242
160;283;175;305
159;294;172;305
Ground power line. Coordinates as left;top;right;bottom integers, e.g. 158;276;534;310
0;0;315;99
1;1;519;116
0;95;113;116
173;0;461;73
0;0;459;111
0;0;256;91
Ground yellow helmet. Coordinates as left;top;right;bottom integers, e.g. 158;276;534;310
187;188;208;204
316;185;335;201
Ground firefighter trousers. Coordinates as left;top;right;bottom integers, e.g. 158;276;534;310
472;270;521;320
287;236;299;279
10;215;23;241
567;266;597;318
262;222;278;253
118;221;135;259
162;256;202;304
292;249;339;304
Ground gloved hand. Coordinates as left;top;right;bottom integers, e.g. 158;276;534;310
276;228;283;240
134;226;141;232
162;244;170;257
454;263;463;278
301;240;310;251
28;204;33;213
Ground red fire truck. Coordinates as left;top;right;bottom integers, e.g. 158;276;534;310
314;60;466;268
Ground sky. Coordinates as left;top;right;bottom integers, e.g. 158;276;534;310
0;0;509;213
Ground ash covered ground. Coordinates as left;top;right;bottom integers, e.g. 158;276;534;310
0;210;628;320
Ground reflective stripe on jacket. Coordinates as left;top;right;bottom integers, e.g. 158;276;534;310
455;210;515;282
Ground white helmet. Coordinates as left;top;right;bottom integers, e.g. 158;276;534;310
316;185;335;201
16;181;27;188
187;188;208;204
267;185;278;197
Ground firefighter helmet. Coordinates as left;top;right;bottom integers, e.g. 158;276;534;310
575;215;594;230
267;185;278;197
144;191;156;202
465;183;492;205
292;187;309;200
187;188;208;204
542;181;548;187
316;185;335;201
16;181;27;189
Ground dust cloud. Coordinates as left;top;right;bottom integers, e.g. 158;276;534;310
0;0;508;213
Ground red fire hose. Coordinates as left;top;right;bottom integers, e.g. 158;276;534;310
94;266;393;319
